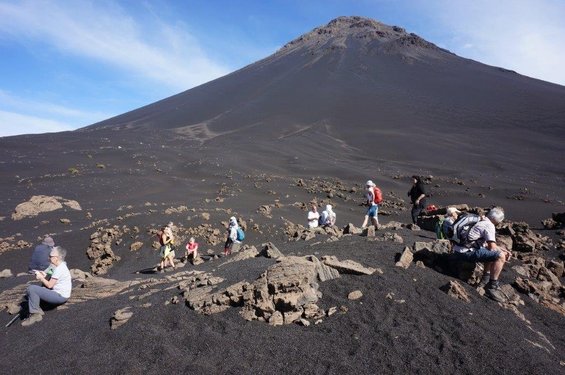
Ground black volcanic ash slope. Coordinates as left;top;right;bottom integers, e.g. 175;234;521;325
80;16;565;178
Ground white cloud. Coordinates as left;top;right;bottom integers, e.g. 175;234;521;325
0;110;75;137
0;0;231;90
0;91;113;137
428;0;565;86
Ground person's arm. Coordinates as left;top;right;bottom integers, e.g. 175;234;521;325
487;241;511;259
36;272;58;289
415;193;426;205
163;235;172;245
415;184;427;204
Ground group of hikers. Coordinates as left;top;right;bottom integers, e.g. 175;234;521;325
154;216;246;273
16;175;512;326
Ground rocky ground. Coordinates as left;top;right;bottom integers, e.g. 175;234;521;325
0;157;563;374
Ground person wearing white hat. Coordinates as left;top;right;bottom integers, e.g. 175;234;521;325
224;216;241;256
436;207;461;239
362;180;381;229
320;205;336;227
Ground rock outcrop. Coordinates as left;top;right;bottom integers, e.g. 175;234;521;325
86;227;124;275
110;307;133;329
12;195;82;220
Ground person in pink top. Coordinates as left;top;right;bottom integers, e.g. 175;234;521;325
185;237;199;260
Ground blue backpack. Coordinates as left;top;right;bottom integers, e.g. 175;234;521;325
236;227;245;241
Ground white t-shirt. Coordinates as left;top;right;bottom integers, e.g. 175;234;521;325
51;261;72;298
366;188;376;206
453;218;496;253
307;210;320;228
320;210;336;226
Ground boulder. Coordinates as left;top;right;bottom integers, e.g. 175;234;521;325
239;256;322;324
414;240;451;254
260;242;284;259
192;256;205;265
0;269;13;278
380;221;404;230
302;303;325;319
130;242;143;251
298;318;310;327
537;267;561;287
219;246;259;266
12;195;63;220
348;290;363;300
302;231;316;241
547;260;564;278
496;235;513;251
306;255;340;282
110;307;133;330
12;195;82;220
268;311;284;326
541;218;560;230
321;256;376;275
440;281;471;303
395;247;413;269
407;223;421;231
448;259;484;285
70;268;91;280
343;223;362;235
363;226;376;237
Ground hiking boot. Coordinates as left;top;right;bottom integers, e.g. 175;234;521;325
21;313;43;327
477;275;491;289
485;287;507;303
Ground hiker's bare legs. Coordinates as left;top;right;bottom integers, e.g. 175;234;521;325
361;215;369;228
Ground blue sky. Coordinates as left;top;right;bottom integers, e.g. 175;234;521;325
1;0;564;137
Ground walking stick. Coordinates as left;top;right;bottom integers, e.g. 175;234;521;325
5;312;20;328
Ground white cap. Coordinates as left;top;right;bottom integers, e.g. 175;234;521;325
366;180;375;187
446;207;462;216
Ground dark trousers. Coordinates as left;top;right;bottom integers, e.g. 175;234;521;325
411;200;426;224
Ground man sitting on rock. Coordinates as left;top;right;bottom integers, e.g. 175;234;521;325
28;235;55;272
452;206;512;302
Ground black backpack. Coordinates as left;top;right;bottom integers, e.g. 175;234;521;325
448;213;480;247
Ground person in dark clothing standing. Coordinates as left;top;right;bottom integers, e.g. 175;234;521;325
408;176;427;224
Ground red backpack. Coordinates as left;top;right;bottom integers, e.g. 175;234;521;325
373;187;383;204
